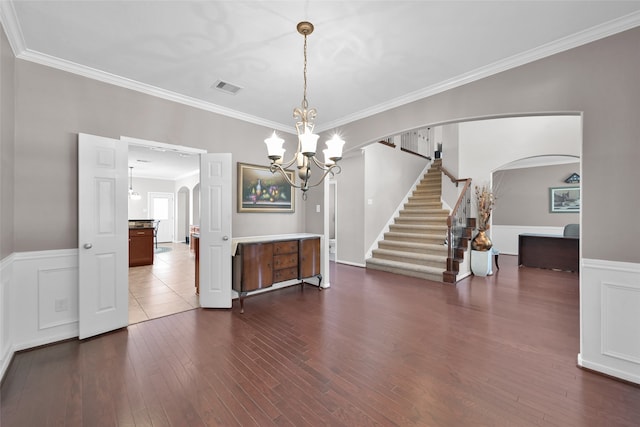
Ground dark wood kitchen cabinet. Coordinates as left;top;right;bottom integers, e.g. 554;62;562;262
129;228;154;267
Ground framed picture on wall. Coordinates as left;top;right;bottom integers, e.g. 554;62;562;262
550;186;580;213
237;162;295;213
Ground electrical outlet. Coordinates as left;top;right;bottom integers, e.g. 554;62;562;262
316;204;321;213
54;298;69;312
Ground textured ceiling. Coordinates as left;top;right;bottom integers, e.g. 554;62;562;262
3;1;640;178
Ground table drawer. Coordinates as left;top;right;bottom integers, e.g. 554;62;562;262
274;253;298;269
273;267;298;282
273;240;298;255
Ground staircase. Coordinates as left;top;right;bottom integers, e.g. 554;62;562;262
366;159;448;282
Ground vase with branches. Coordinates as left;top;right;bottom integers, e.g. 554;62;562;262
472;185;495;251
475;184;495;231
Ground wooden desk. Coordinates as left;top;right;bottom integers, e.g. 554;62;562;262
518;234;578;272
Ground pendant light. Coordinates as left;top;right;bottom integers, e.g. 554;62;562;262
129;166;141;200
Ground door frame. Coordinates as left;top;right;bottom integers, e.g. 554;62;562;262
123;135;206;246
328;179;338;261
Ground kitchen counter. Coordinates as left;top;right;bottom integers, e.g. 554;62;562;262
129;219;155;229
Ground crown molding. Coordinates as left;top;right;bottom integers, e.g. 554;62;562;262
0;0;295;134
3;1;639;134
316;10;640;132
0;0;25;55
17;49;296;133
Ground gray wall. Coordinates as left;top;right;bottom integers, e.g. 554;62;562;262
1;27;15;259
4;25;640;265
11;58;305;252
335;151;365;265
328;26;640;264
493;163;580;226
363;142;429;255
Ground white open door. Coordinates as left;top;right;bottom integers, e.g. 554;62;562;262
78;133;128;339
199;153;232;308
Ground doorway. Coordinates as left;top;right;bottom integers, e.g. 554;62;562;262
124;136;205;324
149;192;175;244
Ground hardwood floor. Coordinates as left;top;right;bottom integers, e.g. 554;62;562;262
2;256;640;426
129;242;199;324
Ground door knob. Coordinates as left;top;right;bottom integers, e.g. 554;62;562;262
222;236;229;241
83;243;93;249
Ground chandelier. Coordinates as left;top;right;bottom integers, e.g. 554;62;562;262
264;21;345;199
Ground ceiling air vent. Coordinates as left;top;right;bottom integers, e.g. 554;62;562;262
213;80;243;95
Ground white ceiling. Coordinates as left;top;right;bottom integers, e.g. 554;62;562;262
3;1;640;179
125;138;202;180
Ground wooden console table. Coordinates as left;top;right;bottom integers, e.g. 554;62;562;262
232;234;322;313
518;233;579;272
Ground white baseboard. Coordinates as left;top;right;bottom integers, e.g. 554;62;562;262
336;259;366;268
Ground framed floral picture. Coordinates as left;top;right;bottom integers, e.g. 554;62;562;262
237;162;295;213
550;186;580;213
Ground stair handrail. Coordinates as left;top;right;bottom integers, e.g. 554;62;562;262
440;165;468;187
441;166;472;269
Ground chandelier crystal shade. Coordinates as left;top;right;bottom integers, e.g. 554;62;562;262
265;21;345;199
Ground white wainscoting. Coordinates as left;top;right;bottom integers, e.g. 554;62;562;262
1;249;80;380
490;225;565;255
579;258;640;385
11;249;79;349
1;253;14;379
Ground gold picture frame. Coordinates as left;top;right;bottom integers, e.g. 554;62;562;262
237;162;295;213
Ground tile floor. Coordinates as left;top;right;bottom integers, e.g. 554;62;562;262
128;242;199;324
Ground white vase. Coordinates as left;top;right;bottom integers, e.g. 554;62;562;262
471;249;493;276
